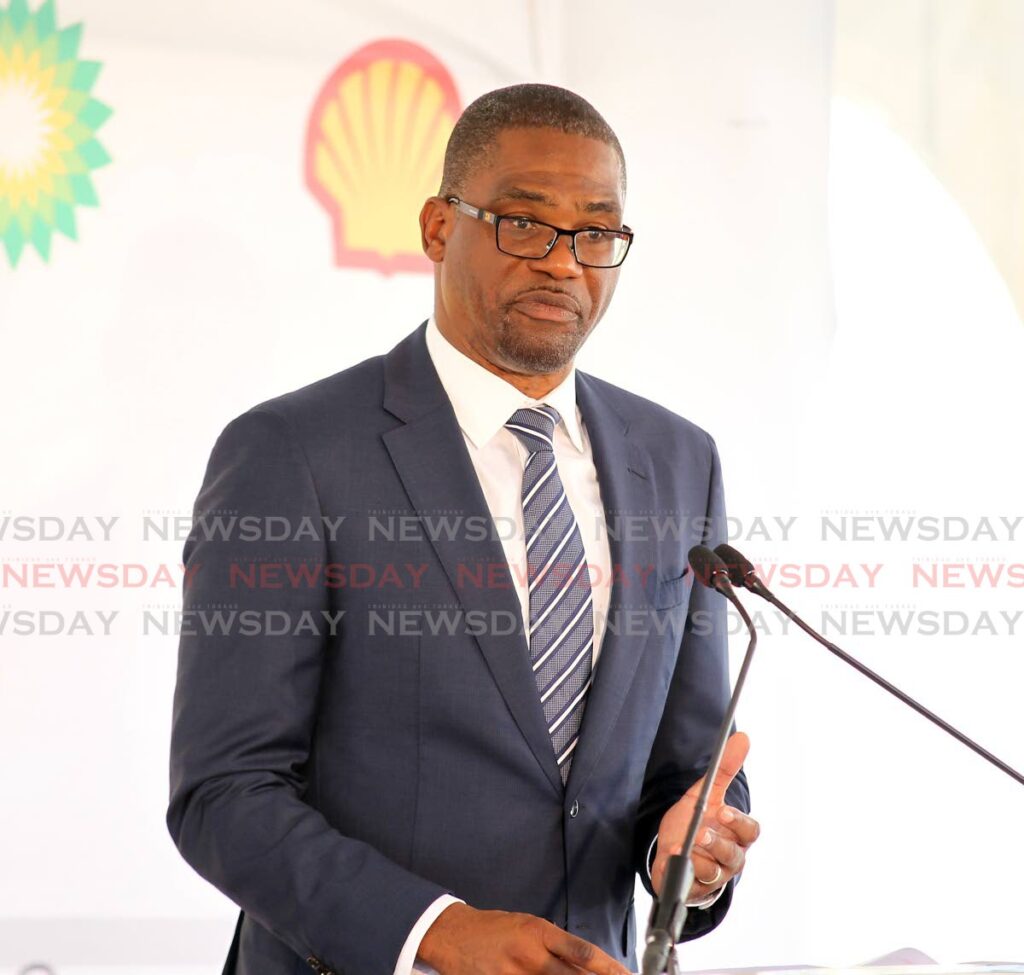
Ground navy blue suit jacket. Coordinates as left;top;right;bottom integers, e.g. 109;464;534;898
167;321;749;975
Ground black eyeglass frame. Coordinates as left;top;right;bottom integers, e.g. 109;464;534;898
446;196;634;268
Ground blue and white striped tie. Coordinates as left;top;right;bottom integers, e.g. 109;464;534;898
505;404;594;786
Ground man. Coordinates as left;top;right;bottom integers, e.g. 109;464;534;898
168;83;759;975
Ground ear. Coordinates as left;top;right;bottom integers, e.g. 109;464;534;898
420;196;449;263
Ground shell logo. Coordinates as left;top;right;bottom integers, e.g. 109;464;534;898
305;38;461;275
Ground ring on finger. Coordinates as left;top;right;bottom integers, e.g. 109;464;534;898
699;863;723;887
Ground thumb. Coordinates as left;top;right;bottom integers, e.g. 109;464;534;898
685;731;750;804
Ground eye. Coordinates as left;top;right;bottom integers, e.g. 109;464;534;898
508;216;537;231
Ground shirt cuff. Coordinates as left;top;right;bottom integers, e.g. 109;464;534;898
393;893;465;975
645;834;725;911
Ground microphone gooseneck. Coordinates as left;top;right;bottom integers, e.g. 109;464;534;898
642;545;759;975
714;543;1024;788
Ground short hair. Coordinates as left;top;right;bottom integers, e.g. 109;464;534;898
438;83;626;200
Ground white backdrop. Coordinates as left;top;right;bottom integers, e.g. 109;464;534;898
2;0;1022;969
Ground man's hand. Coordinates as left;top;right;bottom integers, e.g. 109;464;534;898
417;902;632;975
650;731;759;904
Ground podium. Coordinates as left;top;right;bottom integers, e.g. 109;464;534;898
634;949;1024;975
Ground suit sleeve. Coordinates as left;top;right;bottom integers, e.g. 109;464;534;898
632;432;751;941
166;408;453;975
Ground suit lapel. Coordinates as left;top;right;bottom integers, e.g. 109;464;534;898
563;371;656;798
381;322;565;796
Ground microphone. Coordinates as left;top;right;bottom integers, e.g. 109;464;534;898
688;544;735;596
714;543;1024;788
642;546;759;975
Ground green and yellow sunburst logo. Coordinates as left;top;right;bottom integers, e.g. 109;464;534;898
0;0;111;268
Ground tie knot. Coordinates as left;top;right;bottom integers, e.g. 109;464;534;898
505;404;560;453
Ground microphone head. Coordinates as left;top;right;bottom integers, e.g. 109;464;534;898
688;544;732;593
714;543;755;587
715;543;772;598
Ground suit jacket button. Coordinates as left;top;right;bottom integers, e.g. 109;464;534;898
569;799;580;818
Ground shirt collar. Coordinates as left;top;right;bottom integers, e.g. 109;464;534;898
425;315;584;452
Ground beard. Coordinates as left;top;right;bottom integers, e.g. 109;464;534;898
491;306;593;373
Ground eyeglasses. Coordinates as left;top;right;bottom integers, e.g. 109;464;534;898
447;197;633;268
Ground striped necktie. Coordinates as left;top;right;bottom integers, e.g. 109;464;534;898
505;404;594;786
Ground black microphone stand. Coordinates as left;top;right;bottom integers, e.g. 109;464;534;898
715;543;1024;788
642;547;760;975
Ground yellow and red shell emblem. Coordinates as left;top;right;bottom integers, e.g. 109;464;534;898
305;38;461;274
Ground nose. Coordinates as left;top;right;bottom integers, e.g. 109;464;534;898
526;231;584;279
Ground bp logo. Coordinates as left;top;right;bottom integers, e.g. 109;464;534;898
0;0;111;268
305;38;460;275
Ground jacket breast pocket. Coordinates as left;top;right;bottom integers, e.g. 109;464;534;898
652;566;691;608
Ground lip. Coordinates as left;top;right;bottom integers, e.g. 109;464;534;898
511;291;581;323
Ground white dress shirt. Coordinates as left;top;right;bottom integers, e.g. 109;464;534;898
393;316;720;975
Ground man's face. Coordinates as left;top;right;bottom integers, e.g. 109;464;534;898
428;127;626;376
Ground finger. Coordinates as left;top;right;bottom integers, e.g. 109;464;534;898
682;731;750;804
539;956;589;975
661;818;741;872
691;850;728;886
717;805;760;845
696;811;740;846
655;829;725;878
650;841;682;898
707;731;750;806
695;827;745;872
546;928;632;975
657;842;718;892
652;839;697;898
686;851;728;902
